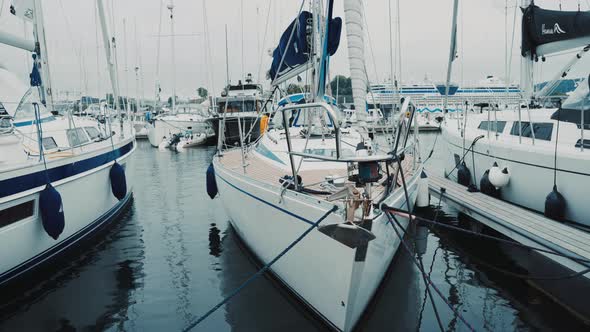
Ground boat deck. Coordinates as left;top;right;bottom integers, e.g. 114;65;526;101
219;148;415;198
427;172;590;273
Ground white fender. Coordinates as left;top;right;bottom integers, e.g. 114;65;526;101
489;162;510;189
416;171;430;208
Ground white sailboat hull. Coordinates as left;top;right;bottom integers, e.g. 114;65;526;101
147;118;211;147
443;123;590;225
213;158;418;331
0;139;135;285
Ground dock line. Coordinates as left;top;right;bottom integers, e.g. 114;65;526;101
181;205;338;332
384;210;476;332
383;205;590;280
386;205;590;266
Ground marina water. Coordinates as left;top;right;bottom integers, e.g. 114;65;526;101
0;137;586;331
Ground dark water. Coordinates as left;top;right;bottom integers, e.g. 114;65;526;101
0;138;586;331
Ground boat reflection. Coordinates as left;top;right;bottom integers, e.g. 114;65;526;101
0;202;144;331
218;225;325;331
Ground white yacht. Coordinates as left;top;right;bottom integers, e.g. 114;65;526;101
443;82;590;226
147;107;215;149
132;108;150;139
442;2;590;227
210;76;264;147
208;1;423;330
0;0;134;285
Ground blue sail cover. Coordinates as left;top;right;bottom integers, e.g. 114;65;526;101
268;11;312;81
268;11;342;82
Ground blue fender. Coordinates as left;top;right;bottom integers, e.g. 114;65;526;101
110;162;127;201
206;163;218;199
39;184;65;240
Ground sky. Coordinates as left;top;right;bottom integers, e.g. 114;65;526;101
1;0;589;101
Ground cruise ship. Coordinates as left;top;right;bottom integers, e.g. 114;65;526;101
367;75;520;113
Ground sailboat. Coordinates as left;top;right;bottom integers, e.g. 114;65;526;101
208;1;422;330
146;0;214;150
442;1;590;227
0;0;134;285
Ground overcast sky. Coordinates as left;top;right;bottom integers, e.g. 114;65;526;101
1;0;589;100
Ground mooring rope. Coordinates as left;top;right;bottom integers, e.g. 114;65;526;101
181;205;338;331
385;211;476;331
385;205;590;266
385;211;476;332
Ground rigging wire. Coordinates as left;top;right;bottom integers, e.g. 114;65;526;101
256;0;273;84
418;257;445;332
202;0;216;98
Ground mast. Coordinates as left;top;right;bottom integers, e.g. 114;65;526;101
167;1;177;113
97;0;123;135
316;0;334;100
32;0;55;113
123;18;130;114
343;0;367;121
443;0;459;117
135;19;144;114
154;0;163;113
388;0;395;112
217;25;230;152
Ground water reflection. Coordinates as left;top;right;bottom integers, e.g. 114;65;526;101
1;138;586;332
218;226;325;331
208;223;222;258
0;202;144;331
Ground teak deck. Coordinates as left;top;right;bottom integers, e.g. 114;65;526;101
219;149;415;198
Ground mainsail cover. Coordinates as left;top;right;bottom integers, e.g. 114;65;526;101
522;5;590;57
268;11;312;82
268;11;341;83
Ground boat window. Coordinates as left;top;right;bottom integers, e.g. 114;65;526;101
84;126;101;140
0;200;35;228
575;139;590;149
477;121;506;133
303;148;354;158
218;100;257;113
66;128;90;147
510;122;553;141
42;137;58;150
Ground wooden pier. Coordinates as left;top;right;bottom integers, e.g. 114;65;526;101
427;172;590;270
426;172;590;323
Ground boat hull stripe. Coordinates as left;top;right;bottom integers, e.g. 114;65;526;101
216;172;315;225
0;141;134;199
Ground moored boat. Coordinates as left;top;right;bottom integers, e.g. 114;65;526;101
0;0;135;286
208;1;423;330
